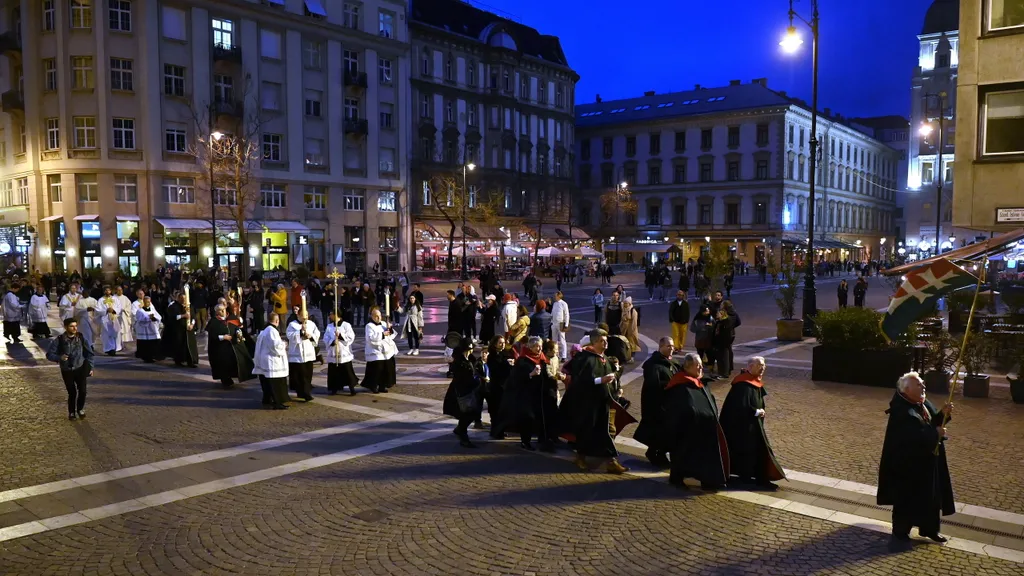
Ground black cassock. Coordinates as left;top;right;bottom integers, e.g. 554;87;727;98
633;352;679;456
165;302;198;366
662;373;730;487
558;349;619;458
718;371;785;483
494;355;546;439
207;317;255;384
485;350;513;425
877;392;955;536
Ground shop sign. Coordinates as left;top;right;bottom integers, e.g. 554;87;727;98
169;247;195;255
53;249;66;255
83;248;99;256
297;234;309;245
996;208;1024;223
263;246;286;254
120;248;138;255
15;235;31;247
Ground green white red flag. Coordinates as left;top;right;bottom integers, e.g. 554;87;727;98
880;258;978;342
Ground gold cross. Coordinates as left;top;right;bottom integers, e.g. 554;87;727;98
327;267;344;282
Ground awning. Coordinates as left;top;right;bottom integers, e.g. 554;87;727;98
883;228;1024;276
782;236;861;250
116;214;140;221
73;214;99;221
418;220;455;240
155;218;310;234
304;0;327;17
255;220;311;233
605;242;673;252
40;215;63;222
536;223;590;241
155;218;214;232
462;223;509;241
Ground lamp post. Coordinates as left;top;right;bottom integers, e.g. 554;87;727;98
461;162;475;279
781;0;820;335
614;181;628;264
919;91;947;257
208;130;223;273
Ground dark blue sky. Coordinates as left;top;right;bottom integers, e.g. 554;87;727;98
476;0;935;119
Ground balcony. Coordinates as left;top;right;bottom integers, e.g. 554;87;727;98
213;99;243;118
343;118;368;137
1;90;23;112
344;69;368;89
212;43;242;64
0;31;21;57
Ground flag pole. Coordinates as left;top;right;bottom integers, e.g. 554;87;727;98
934;257;987;455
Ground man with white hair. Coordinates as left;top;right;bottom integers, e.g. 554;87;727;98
719;356;785;490
877;371;955;546
662;352;729;491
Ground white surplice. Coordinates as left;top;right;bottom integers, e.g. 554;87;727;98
117;294;134;342
75;296;99;345
97;295;122;352
58;292;80;322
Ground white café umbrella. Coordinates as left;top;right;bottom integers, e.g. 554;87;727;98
535;247;563;258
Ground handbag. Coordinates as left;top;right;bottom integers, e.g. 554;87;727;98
457;379;480;413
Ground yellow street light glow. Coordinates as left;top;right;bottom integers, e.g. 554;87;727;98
780;26;803;53
211;131;224;141
918;123;934;137
467;163;476;171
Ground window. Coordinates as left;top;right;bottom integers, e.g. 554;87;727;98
343;2;360;29
379;102;393;128
726;203;739;225
422;49;433;77
109;58;133;91
989;0;1024;30
345;98;359;120
43;0;56;31
43;59;57;91
114;174;137;202
538;82;546;104
649;133;661;155
378;57;392;84
467;61;476;86
260;82;281;110
700;162;712;182
261;183;286;208
922;160;934;183
503;69;511;92
212;18;233;49
602;137;613;158
467;185;478;208
756;159;769;180
165;124;186;152
675;131;686;152
623;165;635;185
45;119;60;150
73;117;96;148
556;85;564;108
213;187;237;206
674;163;686;184
48;175;62;202
754;201;767;225
304;90;322;117
162;6;186;40
214;75;233;103
71;0;92;29
112;118;135;149
71;56;94;89
379;10;394;37
378;189;396;212
756;124;769;146
788;124;794;144
648;204;660;225
648;165;661;185
305;186;327;209
700;203;712;225
16;125;24;154
625;136;636;157
343;49;359;74
728;126;740;147
260;29;282;59
727;161;739;181
467;105;477;126
108;0;130;31
444;100;454;123
983;89;1024;155
303;40;322;69
701;129;713;149
263;133;282;161
304;138;324;166
77;174;98;201
673;205;685;225
164;64;185;97
444;55;453;81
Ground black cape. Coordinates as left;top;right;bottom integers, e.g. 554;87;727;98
877;392;955;517
165;302;198;365
485;350;514;422
558;349;623;458
494;355;544;435
442;354;483;419
633;352;679;451
206;317;255;382
718;372;785;482
663;373;730;486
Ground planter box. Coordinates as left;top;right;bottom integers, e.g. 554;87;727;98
1010;376;1024;404
776;319;803;342
812;346;912;388
962;374;990;398
948;310;966;334
924;370;950;395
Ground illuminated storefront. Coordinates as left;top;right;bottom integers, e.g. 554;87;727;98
262;232;289;270
79;219;102;271
116;217;141;277
0;223;28;274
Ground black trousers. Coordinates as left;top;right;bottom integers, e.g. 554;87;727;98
892;503;940;537
61;366;88;415
454;415;475;437
288;361;314;398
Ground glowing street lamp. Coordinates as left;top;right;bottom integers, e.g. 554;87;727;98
779;26;804;53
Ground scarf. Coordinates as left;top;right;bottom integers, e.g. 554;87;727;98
730;370;763;388
898;391;930;421
513;343;548;365
666;372;703;390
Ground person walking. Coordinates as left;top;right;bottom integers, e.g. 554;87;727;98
401;294;424;355
46;318;95;420
324;310;358;396
442;336;484;448
550;291;570;361
712;308;735;379
837;280;849;308
286;308;320;402
253;313;290;409
669;290;690;352
591;288;604;324
853;277;868;307
690;304;715;369
619;297;641;363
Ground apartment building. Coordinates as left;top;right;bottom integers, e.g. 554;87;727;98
0;0;410;276
574;80;899;265
407;0;579;270
954;0;1024;233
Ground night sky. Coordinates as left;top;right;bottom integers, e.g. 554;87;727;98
475;0;936;119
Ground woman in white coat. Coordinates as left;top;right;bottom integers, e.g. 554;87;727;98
286;310;320;402
324;310;358;396
362;306;396;394
253;312;289;409
400;294;425;355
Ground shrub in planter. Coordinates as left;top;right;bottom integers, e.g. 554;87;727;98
947;288;975;333
775;263;803;341
811;307;912;387
923;331;959;395
960;332;993;399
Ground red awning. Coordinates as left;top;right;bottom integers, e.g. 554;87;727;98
882;228;1024;276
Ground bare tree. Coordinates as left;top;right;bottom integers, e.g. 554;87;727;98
188;74;267;276
598;186;637;260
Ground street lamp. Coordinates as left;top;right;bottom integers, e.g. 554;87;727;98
609;236;617;264
920;92;948;257
948;235;956;252
612;181;628;264
461;162;475;279
781;0;820;335
208;130;223;272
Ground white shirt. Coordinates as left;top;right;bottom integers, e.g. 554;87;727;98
551;299;570;330
324;322;355;364
286;320;320;363
364;321;395;362
253;325;289;378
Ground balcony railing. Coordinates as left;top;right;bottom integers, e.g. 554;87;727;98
344;69;368;89
1;90;24;112
0;31;20;57
213;99;243;118
212;43;242;64
343;118;368;136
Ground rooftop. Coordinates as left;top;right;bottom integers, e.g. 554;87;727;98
921;0;959;35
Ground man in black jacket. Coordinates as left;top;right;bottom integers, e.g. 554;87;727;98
668;290;690;353
633;337;678;468
46;318;95;420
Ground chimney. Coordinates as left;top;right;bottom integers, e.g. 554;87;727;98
729;79;741;86
779;90;787;97
824;107;831;117
694;84;701;90
595;94;602;103
752;78;767;87
643;90;655;97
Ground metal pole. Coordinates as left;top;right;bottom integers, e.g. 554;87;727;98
210;132;217;276
461;164;468;280
801;0;820;336
935;93;944;254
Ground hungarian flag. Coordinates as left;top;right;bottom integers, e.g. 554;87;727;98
880;258;977;341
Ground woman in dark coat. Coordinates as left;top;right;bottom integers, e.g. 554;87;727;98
442;337;484;448
479;296;498;344
495;336;547;451
690;305;715;369
837;280;849;308
485;335;514;439
719;358;785;489
711;309;735;378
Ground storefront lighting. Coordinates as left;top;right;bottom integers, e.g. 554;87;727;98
663;237;669;241
898;248;906;255
704;236;710;243
154;246;165;258
202;246;212;257
103;246;115;258
67;247;76;257
249;245;260;257
39;247;50;257
880;237;886;245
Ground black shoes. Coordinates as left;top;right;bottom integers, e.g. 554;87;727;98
68;413;77;421
645;450;670;469
473;421;486;430
920;533;948;543
459;437;477;448
519;442;536;451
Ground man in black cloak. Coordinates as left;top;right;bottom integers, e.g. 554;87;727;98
663;352;730;491
207;304;255;388
633;336;678;468
719;356;785;490
166;291;198;368
877;371;955;546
